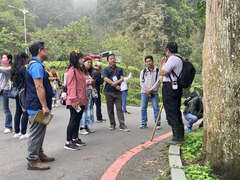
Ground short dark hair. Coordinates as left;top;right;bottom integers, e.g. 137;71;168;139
50;66;56;69
144;55;153;62
107;53;115;61
29;41;45;56
166;42;178;53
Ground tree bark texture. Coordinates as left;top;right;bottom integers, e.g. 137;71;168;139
203;0;240;179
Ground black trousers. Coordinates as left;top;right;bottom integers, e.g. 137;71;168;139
162;82;183;128
14;95;28;134
93;91;103;120
66;106;84;141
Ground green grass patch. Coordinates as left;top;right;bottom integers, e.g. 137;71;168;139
182;128;219;180
183;163;218;180
181;129;203;161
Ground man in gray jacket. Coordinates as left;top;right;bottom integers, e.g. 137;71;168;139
140;55;161;129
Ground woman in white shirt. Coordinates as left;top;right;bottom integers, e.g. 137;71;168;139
0;53;13;134
120;72;132;113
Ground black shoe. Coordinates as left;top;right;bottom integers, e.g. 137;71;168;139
73;138;86;147
124;111;131;114
64;142;80;150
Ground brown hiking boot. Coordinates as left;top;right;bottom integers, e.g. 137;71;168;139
39;153;55;162
27;158;50;170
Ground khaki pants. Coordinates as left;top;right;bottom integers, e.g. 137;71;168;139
105;92;125;128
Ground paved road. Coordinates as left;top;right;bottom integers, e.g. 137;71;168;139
0;100;172;180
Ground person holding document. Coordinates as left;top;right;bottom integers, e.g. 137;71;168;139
64;50;88;150
25;41;54;170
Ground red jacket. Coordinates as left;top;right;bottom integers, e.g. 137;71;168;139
66;67;88;106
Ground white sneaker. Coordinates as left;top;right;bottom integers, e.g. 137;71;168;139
87;128;96;133
80;129;89;135
3;128;12;134
13;132;21;138
19;133;29;140
156;125;161;130
119;127;130;132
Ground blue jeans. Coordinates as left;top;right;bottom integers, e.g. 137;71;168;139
141;93;160;126
184;113;198;128
0;90;12;129
122;90;128;112
80;90;94;129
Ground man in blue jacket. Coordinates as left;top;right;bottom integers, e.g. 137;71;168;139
25;41;54;170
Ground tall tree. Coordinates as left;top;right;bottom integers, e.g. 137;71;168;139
0;0;35;53
203;0;240;179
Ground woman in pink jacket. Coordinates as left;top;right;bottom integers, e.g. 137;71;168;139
64;50;88;151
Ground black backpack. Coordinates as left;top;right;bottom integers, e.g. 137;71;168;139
172;55;196;88
19;60;37;112
142;67;159;82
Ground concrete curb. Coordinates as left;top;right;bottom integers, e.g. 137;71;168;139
169;145;186;180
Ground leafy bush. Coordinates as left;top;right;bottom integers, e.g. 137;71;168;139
183;163;218;180
182;129;219;180
182;128;203;161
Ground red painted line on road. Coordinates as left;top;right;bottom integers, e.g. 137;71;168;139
100;131;173;180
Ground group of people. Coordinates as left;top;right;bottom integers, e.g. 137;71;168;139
0;52;29;139
0;41;203;170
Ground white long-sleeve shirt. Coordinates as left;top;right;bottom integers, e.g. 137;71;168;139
0;67;11;90
120;73;132;91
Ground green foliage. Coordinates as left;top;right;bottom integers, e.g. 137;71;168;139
0;27;25;54
183;163;218;180
127;66;141;75
31;19;96;61
162;0;199;57
45;61;68;69
95;0;205;77
182;129;219;180
182;128;203;161
0;0;35;54
101;33;143;69
196;0;206;18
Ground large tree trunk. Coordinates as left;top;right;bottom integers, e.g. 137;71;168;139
203;0;240;179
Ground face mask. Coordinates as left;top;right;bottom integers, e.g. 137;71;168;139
1;59;8;65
